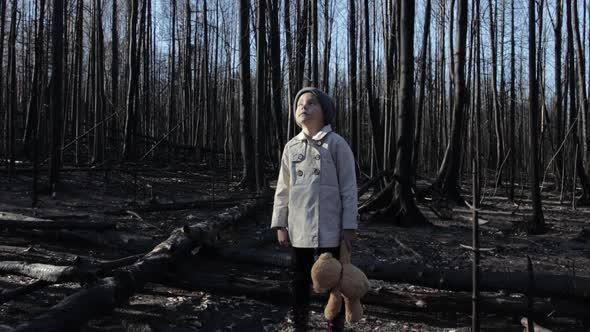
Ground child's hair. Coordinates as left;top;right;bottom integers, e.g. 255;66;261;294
293;87;336;125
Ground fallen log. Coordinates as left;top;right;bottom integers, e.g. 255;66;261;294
36;214;90;221
11;198;266;332
104;197;238;215
0;253;144;283
208;247;590;300
0;280;49;304
0;261;96;283
0;219;116;231
12;229;159;254
0;245;79;266
170;262;590;319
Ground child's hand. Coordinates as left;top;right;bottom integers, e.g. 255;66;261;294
342;229;358;252
277;228;291;247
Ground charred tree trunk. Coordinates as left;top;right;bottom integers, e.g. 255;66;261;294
5;0;17;174
183;0;191;151
322;0;332;92
49;0;65;188
364;0;384;172
294;1;309;92
23;0;46;155
254;0;266;191
508;0;516;201
566;0;590;204
348;0;359;158
72;0;83;164
488;0;504;186
169;0;177;146
268;0;284;150
571;0;590;194
92;0;106;164
432;0;469;206
0;0;5;150
123;0;139;161
526;0;545;233
310;0;318;86
284;0;296;139
111;0;119;138
238;0;255;188
553;0;563;188
412;0;431;174
376;0;427;226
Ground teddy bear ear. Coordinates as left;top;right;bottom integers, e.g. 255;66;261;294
318;252;333;260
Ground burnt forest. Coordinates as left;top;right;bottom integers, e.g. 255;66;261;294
1;0;590;331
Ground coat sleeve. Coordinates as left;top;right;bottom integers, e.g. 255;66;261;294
270;145;290;229
336;140;358;230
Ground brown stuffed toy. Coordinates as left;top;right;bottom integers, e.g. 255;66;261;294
310;242;371;323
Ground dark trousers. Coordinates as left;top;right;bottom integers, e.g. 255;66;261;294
291;247;342;311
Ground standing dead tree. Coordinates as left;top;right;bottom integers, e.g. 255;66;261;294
488;0;504;186
254;0;266;191
5;0;17;174
377;0;428;226
431;0;469;206
348;0;359;158
526;0;545;233
412;0;432;174
23;0;46;155
123;0;140;161
238;0;255;188
268;0;284;152
566;0;590;204
49;0;65;188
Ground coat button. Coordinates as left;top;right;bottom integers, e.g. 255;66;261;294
313;168;320;175
314;155;320;160
297;153;304;161
316;141;322;146
297;170;303;176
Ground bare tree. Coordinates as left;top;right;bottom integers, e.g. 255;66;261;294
412;0;432;173
552;0;563;188
348;0;358;158
310;0;318;86
322;0;333;92
23;0;46;154
255;0;266;191
571;0;590;179
239;0;255;188
508;0;516;201
364;0;384;171
284;0;296;139
123;0;140;160
5;0;16;173
432;0;469;205
381;0;427;226
526;0;544;233
488;0;504;185
49;0;65;187
268;0;284;150
169;0;177;145
0;0;5;134
72;0;84;163
91;0;106;164
566;0;590;204
112;0;119;133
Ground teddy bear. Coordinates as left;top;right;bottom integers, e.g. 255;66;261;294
311;241;371;323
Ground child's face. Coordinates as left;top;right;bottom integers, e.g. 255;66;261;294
295;93;324;127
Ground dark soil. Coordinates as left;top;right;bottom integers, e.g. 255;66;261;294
1;162;589;331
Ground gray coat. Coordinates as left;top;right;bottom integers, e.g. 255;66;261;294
270;125;358;248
